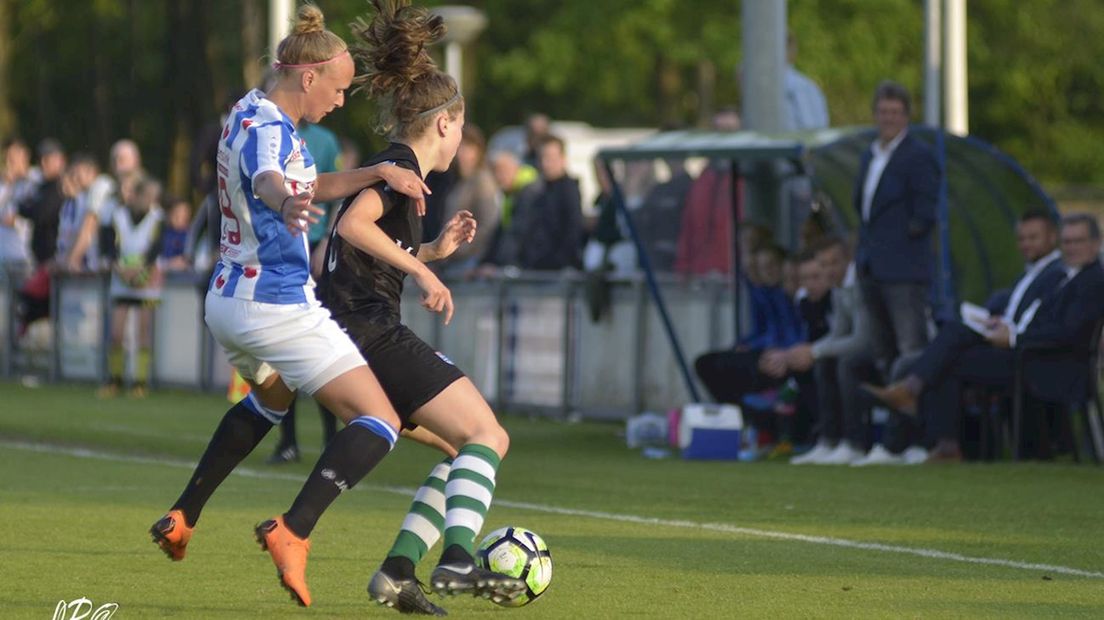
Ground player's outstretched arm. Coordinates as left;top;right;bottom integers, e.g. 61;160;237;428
315;163;430;214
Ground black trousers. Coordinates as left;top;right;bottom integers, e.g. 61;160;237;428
811;358;842;442
898;342;1014;446
695;350;779;405
909;320;987;386
695;349;816;444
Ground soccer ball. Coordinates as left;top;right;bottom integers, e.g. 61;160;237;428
476;526;553;607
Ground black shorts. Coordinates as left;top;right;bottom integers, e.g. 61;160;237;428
344;318;465;427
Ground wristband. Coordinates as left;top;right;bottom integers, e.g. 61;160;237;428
279;194;295;215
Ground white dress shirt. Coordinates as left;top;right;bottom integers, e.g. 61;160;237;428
861;130;908;222
1002;249;1060;324
1010;261;1081;346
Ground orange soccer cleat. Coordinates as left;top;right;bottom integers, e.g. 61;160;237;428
255;516;313;607
149;510;194;562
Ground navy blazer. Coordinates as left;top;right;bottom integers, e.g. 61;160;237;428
853;131;941;284
1019;259;1104;403
985;255;1066;323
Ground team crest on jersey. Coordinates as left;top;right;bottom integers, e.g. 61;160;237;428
435;351;455;365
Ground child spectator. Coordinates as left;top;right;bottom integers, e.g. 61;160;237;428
159;196;191;271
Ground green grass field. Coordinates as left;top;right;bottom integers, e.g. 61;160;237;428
2;382;1103;618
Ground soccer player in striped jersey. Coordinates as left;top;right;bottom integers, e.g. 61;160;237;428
316;1;525;613
148;4;442;608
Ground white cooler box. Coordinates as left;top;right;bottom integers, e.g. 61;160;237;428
678;403;743;460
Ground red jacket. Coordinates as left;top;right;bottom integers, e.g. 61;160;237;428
675;165;741;275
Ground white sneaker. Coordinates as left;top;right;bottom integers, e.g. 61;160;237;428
790;440;834;465
850;443;905;466
902;446;930;465
818;441;866;465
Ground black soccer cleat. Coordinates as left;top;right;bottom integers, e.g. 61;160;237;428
430;562;526;604
368;571;447;616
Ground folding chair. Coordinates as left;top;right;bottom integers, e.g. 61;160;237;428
1011;319;1104;463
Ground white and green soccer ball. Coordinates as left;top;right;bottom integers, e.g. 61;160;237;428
476;526;553;607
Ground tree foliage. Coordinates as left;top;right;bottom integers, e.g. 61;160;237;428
1;0;1100;197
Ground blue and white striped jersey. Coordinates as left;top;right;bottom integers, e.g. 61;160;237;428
209;89;318;304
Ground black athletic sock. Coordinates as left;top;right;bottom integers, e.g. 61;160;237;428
439;544;473;566
172;399;275;526
380;556;416;581
282;416;396;538
276;397;298;451
319;404;338;447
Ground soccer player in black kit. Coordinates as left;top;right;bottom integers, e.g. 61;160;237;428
316;1;525;614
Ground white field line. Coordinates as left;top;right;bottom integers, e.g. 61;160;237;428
2;438;1102;580
92;424;323;456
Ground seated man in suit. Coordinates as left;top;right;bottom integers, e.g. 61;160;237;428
867;213;1104;461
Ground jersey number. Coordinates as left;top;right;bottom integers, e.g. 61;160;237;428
217;174;241;246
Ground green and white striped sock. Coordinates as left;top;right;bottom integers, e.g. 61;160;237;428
442;444;500;555
386;458;452;564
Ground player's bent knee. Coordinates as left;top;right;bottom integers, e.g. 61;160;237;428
476;422;509;459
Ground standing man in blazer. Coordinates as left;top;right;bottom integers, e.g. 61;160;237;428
853;81;941;378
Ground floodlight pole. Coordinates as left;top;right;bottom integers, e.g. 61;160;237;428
433;6;488;95
740;0;786;340
923;0;942;127
268;0;292;62
944;0;969;136
741;1;786;133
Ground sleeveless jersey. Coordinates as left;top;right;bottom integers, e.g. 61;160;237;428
318;143;423;324
208;89;317;304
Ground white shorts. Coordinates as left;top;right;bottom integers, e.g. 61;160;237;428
204;292;366;396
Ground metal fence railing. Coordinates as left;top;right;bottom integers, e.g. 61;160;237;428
1;268;736;419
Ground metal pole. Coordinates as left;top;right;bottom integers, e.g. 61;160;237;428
944;0;968;135
560;277;576;418
433;6;487;96
49;273;60;382
730;161;744;343
268;0;292;62
740;0;785;308
445;42;463;95
632;278;647;415
740;0;786;132
148;297;159;389
923;0;942;127
2;269;13;378
100;274;110;385
493;279;507;410
603;159;701;403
